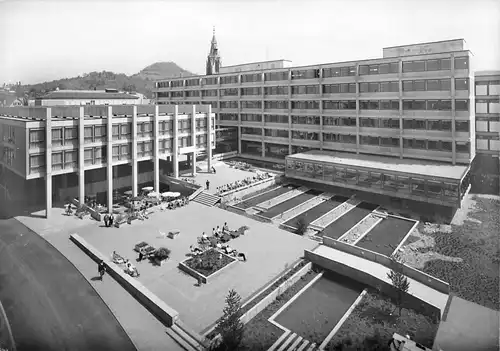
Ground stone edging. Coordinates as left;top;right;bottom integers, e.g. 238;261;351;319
178;251;239;284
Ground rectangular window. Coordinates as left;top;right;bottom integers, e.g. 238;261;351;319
380;81;399;92
359;83;368;93
455;141;470;153
368;83;380;93
264;71;289;81
427;100;452;111
360;118;377;128
455;99;469;111
380;100;399;110
455;121;469;132
455;78;469;91
380;118;399;129
454;57;469;70
51;128;63;147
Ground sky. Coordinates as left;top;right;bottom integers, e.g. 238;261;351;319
0;0;499;84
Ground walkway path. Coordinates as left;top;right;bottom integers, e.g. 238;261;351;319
14;211;184;351
311;245;449;315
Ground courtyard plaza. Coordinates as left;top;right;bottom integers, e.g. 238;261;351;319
18;199;317;334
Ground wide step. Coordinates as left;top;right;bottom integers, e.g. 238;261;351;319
192;191;221;207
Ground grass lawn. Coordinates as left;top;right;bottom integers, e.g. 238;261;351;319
184;249;236;277
418;196;500;310
326;290;439;351
238;269;319;351
356;217;415;256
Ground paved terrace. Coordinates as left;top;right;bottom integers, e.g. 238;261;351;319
186;160;275;196
312;245;449;314
63;202;317;333
15;210;185;351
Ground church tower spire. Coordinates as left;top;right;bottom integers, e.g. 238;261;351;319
206;27;221;75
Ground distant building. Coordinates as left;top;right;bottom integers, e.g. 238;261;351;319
471;70;500;194
35;89;140;106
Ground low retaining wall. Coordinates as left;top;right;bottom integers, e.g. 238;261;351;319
213;151;238;161
219;176;278;203
322;237;450;295
70;234;179;326
304;249;441;322
239;262;312;324
178;252;238;284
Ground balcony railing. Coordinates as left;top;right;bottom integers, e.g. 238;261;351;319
29;141;45;149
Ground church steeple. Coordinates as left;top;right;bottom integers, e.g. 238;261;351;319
206;27;221;75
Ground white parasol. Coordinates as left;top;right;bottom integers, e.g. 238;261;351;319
142;186;154;192
170;192;181;198
147;191;159;197
124;190;133;195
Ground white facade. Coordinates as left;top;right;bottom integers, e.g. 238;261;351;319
219;59;292;74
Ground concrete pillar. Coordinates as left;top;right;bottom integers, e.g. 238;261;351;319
78;107;85;205
131;106;138;196
191;105;197;176
238;126;242;154
45;108;52;218
106;106;113;212
173;105;179;178
207;105;213;171
153;105;160;193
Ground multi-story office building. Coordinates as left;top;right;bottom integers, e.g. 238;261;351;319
155;38;474;211
472;71;500;194
0;104;215;218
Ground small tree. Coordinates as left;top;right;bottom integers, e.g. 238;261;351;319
296;218;309;236
387;258;410;316
214;289;244;351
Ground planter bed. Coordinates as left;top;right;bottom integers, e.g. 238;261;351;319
356;217;416;256
237;269;320;351
321;202;378;240
179;249;237;284
233;185;299;210
326;288;438;350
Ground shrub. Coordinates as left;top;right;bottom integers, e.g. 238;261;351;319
155;247;171;260
296;218;309;236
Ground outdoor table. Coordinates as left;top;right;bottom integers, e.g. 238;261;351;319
134;241;149;252
140;246;156;257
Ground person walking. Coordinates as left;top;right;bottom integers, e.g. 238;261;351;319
206;180;210;190
109;214;114;227
211;166;216;174
103;213;109;227
98;261;106;280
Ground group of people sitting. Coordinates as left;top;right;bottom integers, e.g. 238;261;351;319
226;161;252;170
215;173;273;196
161;196;189;210
190;222;247;261
112;251;140;277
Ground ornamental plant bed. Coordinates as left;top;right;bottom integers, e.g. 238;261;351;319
326;289;439;351
183;249;236;278
205;259;309;340
237;269;319;351
417;196;500;310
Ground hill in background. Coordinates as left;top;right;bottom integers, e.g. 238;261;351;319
17;62;195;99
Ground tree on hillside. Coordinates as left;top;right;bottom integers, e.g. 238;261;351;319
211;289;245;351
387;256;410;316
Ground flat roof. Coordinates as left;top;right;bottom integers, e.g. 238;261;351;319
221;59;292;69
286;150;468;180
475;70;500;77
383;38;465;49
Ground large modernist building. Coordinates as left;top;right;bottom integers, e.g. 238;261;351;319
0;104;215;218
155;38;475;210
34;89;145;106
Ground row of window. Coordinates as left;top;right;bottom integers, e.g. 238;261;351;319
476;99;500;114
208;99;471;111
476;81;500;96
160;78;471;98
286;161;460;199
157;57;469;87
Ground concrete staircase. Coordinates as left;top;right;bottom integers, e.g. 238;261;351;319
165;324;205;351
192;191;221;207
268;331;317;351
